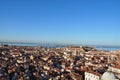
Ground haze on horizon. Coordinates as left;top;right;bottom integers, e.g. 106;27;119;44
0;0;120;46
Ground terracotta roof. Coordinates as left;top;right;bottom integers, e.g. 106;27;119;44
111;65;120;69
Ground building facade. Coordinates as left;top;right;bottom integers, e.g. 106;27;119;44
85;71;100;80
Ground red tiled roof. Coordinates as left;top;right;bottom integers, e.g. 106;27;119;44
111;65;120;69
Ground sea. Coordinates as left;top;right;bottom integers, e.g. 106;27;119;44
96;47;120;51
0;42;120;51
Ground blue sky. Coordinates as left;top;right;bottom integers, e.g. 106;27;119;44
0;0;120;45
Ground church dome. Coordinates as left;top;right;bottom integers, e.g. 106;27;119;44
101;71;117;80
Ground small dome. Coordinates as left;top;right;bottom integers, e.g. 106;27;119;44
101;71;117;80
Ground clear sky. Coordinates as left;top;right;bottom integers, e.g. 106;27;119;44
0;0;120;46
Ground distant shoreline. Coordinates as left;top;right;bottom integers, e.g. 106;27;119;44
0;42;120;51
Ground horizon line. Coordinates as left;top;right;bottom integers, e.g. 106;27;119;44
0;40;120;47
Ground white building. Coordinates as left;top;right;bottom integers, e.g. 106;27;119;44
108;66;120;79
85;71;101;80
109;66;120;74
101;71;119;80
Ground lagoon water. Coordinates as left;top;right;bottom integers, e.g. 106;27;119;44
96;47;120;51
1;42;120;51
